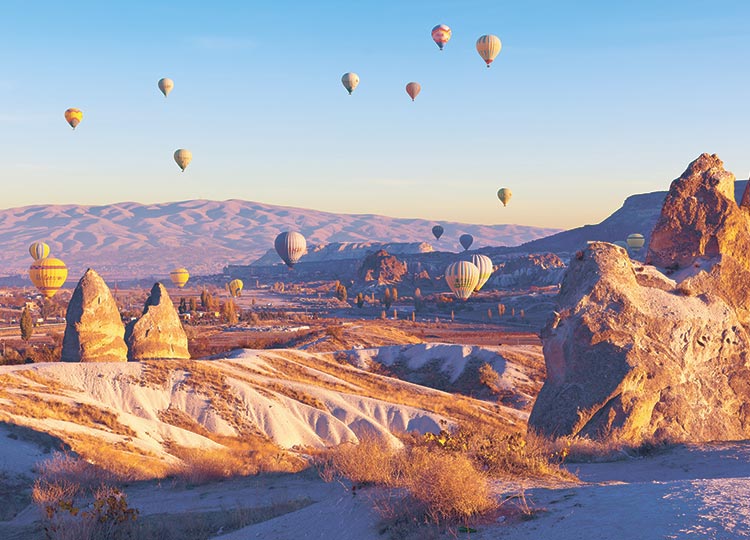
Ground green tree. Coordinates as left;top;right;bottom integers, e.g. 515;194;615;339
189;297;198;312
414;288;424;312
20;307;33;342
200;289;209;310
355;293;364;308
178;297;187;314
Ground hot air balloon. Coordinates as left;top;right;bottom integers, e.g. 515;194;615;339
228;278;244;297
64;108;83;129
341;72;359;95
471;254;493;291
626;233;645;251
497;188;512;207
405;82;421;101
431;24;452;50
29;242;50;261
29;257;68;298
174;149;192;172
170;267;190;288
158;78;174;97
274;231;307;268
432;225;444;240
459;234;474;251
476;34;502;67
445;261;480;300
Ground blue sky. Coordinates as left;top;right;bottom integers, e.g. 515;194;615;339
0;1;748;229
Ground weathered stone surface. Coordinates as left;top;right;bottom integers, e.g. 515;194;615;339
529;154;750;445
357;250;407;285
491;253;566;288
125;283;189;361
61;269;128;362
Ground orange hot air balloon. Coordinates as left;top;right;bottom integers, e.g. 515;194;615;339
405;82;421;101
29;257;68;298
64;108;83;129
431;24;452;50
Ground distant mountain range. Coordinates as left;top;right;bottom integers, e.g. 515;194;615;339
0;199;561;281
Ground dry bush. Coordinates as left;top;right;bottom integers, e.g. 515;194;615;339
318;435;399;486
35;452;116;488
545;433;672;463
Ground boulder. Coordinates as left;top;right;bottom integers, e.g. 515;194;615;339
125;283;189;361
529;154;750;445
61;269;128;362
357;250;407;285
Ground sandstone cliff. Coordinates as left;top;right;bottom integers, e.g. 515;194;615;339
61;269;128;362
529;154;750;445
125;283;189;361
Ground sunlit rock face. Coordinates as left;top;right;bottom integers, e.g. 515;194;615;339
529;154;750;445
125;283;189;361
357;250;408;285
62;269;128;362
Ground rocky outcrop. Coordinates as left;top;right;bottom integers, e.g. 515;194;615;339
125;283;189;361
357;250;408;285
61;269;128;362
491;253;566;288
529;154;750;445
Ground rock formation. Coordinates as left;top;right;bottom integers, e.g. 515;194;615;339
61;269;128;362
125;283;189;361
357;250;408;285
491;253;566;288
529;154;750;445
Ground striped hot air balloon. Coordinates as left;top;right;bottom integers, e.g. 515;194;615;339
228;279;243;297
64;108;83;129
29;257;68;298
158;77;174;97
445;261;480;300
274;231;307;268
431;24;452;50
626;233;645;251
174;149;192;172
170;267;190;288
29;242;50;261
471;254;493;291
341;72;359;95
476;34;502;67
405;82;421;101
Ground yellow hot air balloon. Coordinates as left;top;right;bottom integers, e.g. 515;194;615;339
431;24;452;50
29;242;50;260
29;257;68;298
471;254;493;292
445;261;480;300
405;82;421;101
341;73;359;95
476;35;502;67
174;149;192;172
497;188;512;207
64;108;83;129
170;267;190;288
626;233;645;251
228;278;244;297
158;78;174;97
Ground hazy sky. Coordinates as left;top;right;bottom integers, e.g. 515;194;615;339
1;1;748;229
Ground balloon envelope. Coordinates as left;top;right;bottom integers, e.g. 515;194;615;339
459;234;474;251
174;149;192;172
64;108;83;129
405;82;421;101
170;267;190;288
228;279;243;297
445;261;480;300
431;24;452;50
29;242;50;261
497;188;512;207
626;233;645;250
341;72;360;95
274;231;307;268
476;34;502;67
158;78;174;97
29;257;68;298
471;254;493;291
432;225;444;240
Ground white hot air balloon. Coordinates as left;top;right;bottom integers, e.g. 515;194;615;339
471;254;493;291
444;260;480;300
